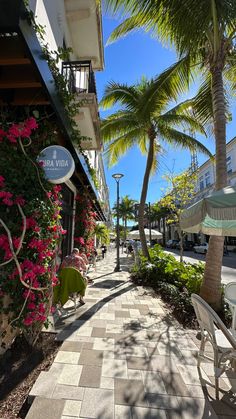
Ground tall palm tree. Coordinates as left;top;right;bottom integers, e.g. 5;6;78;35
100;73;211;259
104;0;236;309
113;195;137;241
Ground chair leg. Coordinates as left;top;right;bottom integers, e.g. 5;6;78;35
214;349;220;399
198;335;206;367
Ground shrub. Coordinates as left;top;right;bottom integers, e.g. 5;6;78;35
132;244;204;294
131;244;204;326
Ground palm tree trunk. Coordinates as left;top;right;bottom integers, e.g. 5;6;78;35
200;64;227;310
138;129;155;260
124;218;127;241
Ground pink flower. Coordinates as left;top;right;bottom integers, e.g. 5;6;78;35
20;127;31;138
9;124;21;137
2;198;13;206
25;217;37;229
27;302;36;310
0;191;13;199
13;237;21;249
78;237;85;245
23;316;34;326
33;226;41;233
26;117;38;130
7;134;17;143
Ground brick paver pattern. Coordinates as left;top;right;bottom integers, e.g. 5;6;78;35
26;249;236;419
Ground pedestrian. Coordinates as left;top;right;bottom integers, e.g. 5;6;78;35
101;244;107;259
127;243;133;257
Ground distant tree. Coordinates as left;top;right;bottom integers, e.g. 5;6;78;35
160;170;197;262
113;195;137;241
94;223;110;246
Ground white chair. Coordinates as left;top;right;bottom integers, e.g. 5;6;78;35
224;282;236;338
191;293;236;399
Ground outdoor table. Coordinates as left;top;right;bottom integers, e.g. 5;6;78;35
53;267;86;306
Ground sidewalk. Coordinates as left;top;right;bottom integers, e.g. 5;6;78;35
26;250;236;419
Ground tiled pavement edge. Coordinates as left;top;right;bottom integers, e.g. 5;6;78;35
26;249;236;419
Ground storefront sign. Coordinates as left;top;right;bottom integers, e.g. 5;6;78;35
38;145;75;184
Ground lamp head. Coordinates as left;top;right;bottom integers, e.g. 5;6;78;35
112;173;124;181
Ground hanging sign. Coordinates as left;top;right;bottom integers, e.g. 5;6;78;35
38;145;75;184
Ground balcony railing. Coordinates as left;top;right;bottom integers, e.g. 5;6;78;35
62;60;96;95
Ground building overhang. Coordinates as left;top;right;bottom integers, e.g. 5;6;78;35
74;94;102;151
64;0;104;71
0;0;106;221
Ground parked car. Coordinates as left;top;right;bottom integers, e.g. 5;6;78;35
166;239;179;249
176;240;195;251
193;243;208;254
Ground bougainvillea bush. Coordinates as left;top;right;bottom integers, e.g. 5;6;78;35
74;194;96;256
0;118;65;351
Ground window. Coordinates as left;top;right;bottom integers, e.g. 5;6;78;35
227;155;232;174
205;171;211;187
199;176;204;190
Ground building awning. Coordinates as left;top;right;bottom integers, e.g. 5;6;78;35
0;0;106;221
180;186;236;236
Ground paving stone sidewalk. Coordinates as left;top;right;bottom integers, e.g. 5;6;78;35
26;249;236;419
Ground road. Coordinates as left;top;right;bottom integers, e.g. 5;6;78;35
165;249;236;285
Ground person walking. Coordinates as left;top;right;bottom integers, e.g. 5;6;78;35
101;244;107;259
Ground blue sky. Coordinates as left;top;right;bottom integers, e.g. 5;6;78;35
96;13;236;211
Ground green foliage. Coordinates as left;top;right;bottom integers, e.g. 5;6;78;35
160;170;198;225
131;244;204;324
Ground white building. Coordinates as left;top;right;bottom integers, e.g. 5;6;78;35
152;137;236;247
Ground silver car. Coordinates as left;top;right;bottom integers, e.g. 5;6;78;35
193;243;208;254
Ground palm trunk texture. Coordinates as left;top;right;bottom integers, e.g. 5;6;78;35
138;130;155;260
200;65;227;310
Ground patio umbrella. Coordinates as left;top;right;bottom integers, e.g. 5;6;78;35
127;228;162;240
180;186;236;236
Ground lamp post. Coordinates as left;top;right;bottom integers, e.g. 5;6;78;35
112;173;124;272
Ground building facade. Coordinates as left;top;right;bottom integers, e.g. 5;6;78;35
0;0;111;256
152;137;236;248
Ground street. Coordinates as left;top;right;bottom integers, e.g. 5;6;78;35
165;249;236;285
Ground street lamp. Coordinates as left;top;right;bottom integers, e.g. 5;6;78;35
112;173;124;272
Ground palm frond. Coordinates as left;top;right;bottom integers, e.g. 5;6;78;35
104;128;144;166
158;127;212;157
101;111;143;141
99;81;138;110
156;113;206;136
189;76;214;125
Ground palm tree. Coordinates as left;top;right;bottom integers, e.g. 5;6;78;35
113;195;137;241
94;223;110;246
104;0;236;308
100;73;211;259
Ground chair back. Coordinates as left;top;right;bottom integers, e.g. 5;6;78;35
225;282;236;303
191;294;236;349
